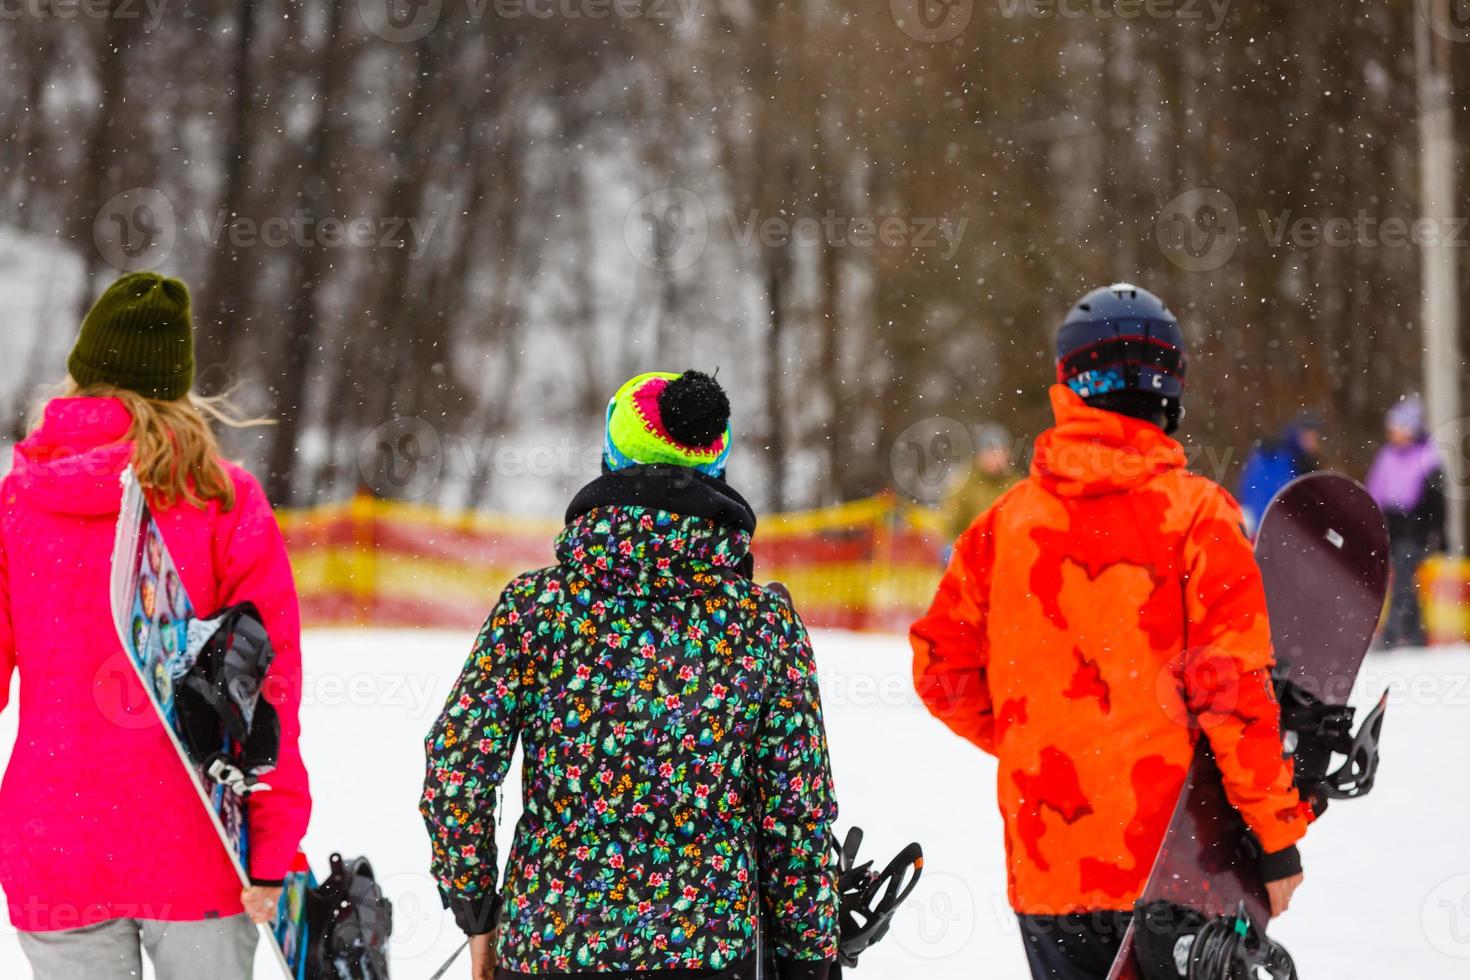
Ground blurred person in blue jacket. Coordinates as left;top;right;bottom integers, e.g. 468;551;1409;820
1237;411;1323;535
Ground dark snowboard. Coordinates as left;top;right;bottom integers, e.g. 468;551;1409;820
1106;473;1390;980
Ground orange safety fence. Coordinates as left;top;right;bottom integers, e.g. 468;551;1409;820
1422;556;1470;646
278;493;950;634
280;497;1470;643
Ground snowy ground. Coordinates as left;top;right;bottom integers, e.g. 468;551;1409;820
2;630;1469;979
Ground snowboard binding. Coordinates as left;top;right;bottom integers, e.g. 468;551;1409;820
1275;674;1388;812
175;602;282;796
1133;900;1297;980
831;828;925;969
305;853;394;980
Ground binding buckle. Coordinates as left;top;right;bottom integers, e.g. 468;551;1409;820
205;754;274;797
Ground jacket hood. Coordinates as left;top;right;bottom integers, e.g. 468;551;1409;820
555;505;752;599
8;398;134;516
1030;384;1186;498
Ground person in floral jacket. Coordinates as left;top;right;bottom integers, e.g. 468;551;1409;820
421;370;841;980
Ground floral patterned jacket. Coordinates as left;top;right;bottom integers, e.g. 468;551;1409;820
422;503;840;979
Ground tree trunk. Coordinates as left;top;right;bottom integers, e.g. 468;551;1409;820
196;0;259;390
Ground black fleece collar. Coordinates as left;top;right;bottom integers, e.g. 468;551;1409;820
565;465;757;535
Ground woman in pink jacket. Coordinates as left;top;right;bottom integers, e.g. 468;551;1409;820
0;272;312;979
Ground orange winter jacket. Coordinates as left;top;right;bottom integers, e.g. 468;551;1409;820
912;385;1311;915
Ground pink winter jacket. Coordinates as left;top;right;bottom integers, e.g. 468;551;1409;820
0;397;312;931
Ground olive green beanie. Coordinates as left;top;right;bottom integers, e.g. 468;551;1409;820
69;271;195;401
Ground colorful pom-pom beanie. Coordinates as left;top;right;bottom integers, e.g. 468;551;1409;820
604;370;733;477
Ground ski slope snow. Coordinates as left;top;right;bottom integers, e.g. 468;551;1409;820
1;630;1468;979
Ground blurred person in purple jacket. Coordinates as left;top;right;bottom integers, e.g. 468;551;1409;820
1365;396;1447;649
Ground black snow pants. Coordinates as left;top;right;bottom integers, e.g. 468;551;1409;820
1018;911;1133;980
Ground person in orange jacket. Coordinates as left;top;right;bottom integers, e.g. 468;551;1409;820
911;284;1313;980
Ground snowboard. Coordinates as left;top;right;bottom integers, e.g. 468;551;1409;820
110;466;315;979
1106;472;1390;980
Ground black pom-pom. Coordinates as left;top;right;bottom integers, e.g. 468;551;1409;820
658;370;730;448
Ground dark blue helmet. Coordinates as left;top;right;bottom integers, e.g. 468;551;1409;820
1055;282;1187;402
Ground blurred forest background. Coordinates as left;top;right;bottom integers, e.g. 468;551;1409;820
0;0;1465;517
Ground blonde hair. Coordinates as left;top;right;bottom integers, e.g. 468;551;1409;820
32;379;271;511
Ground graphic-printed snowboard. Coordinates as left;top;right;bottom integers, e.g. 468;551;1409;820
1106;472;1390;979
111;466;315;979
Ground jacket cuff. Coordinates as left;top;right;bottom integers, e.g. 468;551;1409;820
248;850;296;884
449;893;501;936
1259;844;1302;883
249;877;286;888
776;956;835;980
